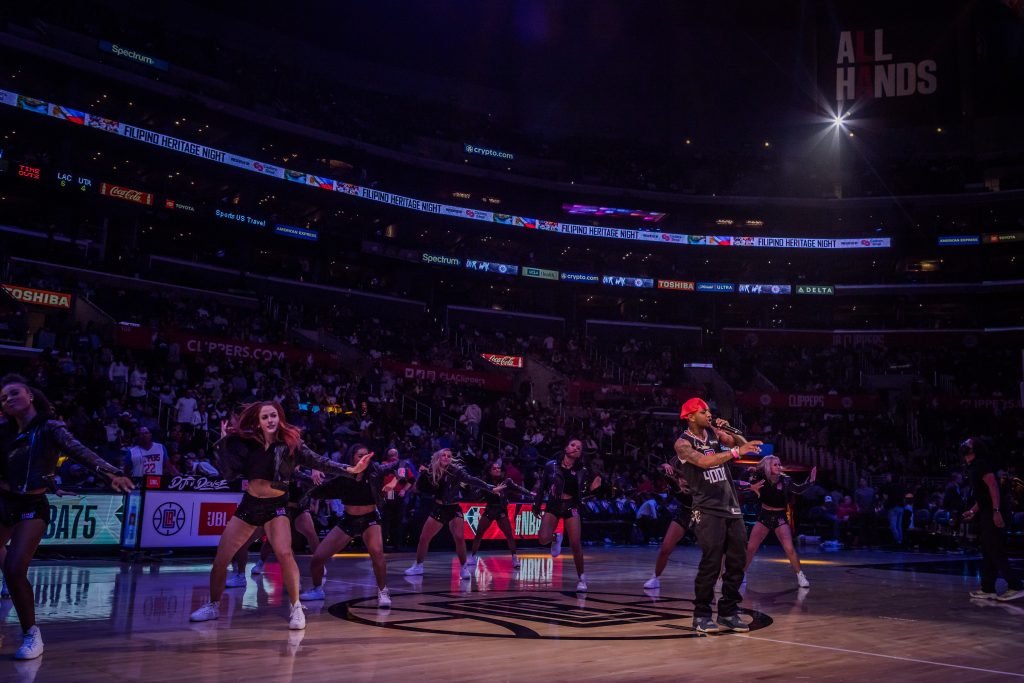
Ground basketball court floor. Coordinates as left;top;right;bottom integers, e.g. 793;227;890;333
1;545;1022;682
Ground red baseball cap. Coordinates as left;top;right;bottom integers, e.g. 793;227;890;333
679;398;709;419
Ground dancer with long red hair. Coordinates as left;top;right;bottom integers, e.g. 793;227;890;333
189;401;370;630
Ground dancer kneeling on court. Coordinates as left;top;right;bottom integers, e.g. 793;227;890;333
533;439;602;593
405;448;504;579
301;444;414;607
190;401;370;629
745;456;816;588
467;460;534;569
0;374;134;660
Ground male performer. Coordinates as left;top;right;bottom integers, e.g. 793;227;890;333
673;398;762;633
961;438;1023;602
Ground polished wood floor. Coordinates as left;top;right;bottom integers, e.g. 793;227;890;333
2;544;1023;682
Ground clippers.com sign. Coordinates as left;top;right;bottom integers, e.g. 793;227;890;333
99;182;154;206
481;354;524;368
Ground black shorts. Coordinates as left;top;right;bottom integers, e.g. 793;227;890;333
0;489;50;527
430;503;464;524
758;508;789;529
545;499;579;520
672;507;692;528
482;504;509;522
233;492;290;527
337;510;381;538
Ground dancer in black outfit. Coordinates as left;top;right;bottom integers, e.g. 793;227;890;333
404;448;503;579
0;374;134;660
467;461;534;569
533;439;602;592
961;438;1023;602
642;463;693;589
300;444;412;607
745;456;816;588
674;398;762;633
189;401;369;630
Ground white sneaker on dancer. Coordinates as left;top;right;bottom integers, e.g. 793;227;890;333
576;574;588;592
14;626;43;660
225;572;247;588
551;532;563;558
377;588;392;608
459;563;472;580
190;601;219;622
466;555;478;566
797;571;810;588
643;575;660;589
250;560;264;576
404;562;424;576
300;586;325;601
511;554;521;569
288;602;306;630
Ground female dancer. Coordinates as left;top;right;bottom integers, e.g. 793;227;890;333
533;439;602;592
300;444;414;607
246;469;324;581
404;448;503;579
745;456;816;588
642;463;693;589
189;401;370;629
466;461;534;569
0;374;134;659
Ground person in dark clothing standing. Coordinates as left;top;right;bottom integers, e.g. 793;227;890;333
673;398;762;633
961;438;1023;602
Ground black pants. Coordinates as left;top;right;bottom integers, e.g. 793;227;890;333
692;511;746;619
978;513;1023;593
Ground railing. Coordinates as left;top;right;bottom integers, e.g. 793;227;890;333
397;391;433;428
776;435;859;490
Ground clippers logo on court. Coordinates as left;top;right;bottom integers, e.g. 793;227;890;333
332;590;771;640
152;501;186;536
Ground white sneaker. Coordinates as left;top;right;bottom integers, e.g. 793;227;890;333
459;563;472;580
511;554;521;569
643;575;660;589
797;571;810;588
576;574;588;592
969;590;998;599
300;586;325;601
225;573;247;588
288;602;306;630
250;560;264;576
997;588;1024;602
190;601;219;622
14;626;43;660
466;555;478;566
377;588;392;608
404;563;424;576
551;532;563;558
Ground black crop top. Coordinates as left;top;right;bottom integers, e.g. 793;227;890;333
1;416;122;492
214;435;356;489
752;474;813;508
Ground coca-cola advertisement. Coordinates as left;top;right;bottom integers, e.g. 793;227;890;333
99;182;154;206
481;353;524;368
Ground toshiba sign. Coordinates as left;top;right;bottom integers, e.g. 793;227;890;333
99;182;154;206
3;284;73;309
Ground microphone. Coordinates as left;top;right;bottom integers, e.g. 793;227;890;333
712;418;743;436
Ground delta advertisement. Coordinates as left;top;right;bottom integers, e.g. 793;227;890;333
0;87;892;252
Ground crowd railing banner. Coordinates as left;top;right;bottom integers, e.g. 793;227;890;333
0;88;892;252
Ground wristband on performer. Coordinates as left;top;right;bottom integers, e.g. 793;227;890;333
730;447;740;459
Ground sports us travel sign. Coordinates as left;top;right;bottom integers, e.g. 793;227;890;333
481;354;524;369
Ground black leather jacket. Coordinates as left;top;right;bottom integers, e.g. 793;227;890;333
482;478;534;507
532;458;594;515
416;464;494;505
1;416;122;492
304;459;409;508
214;435;358;491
